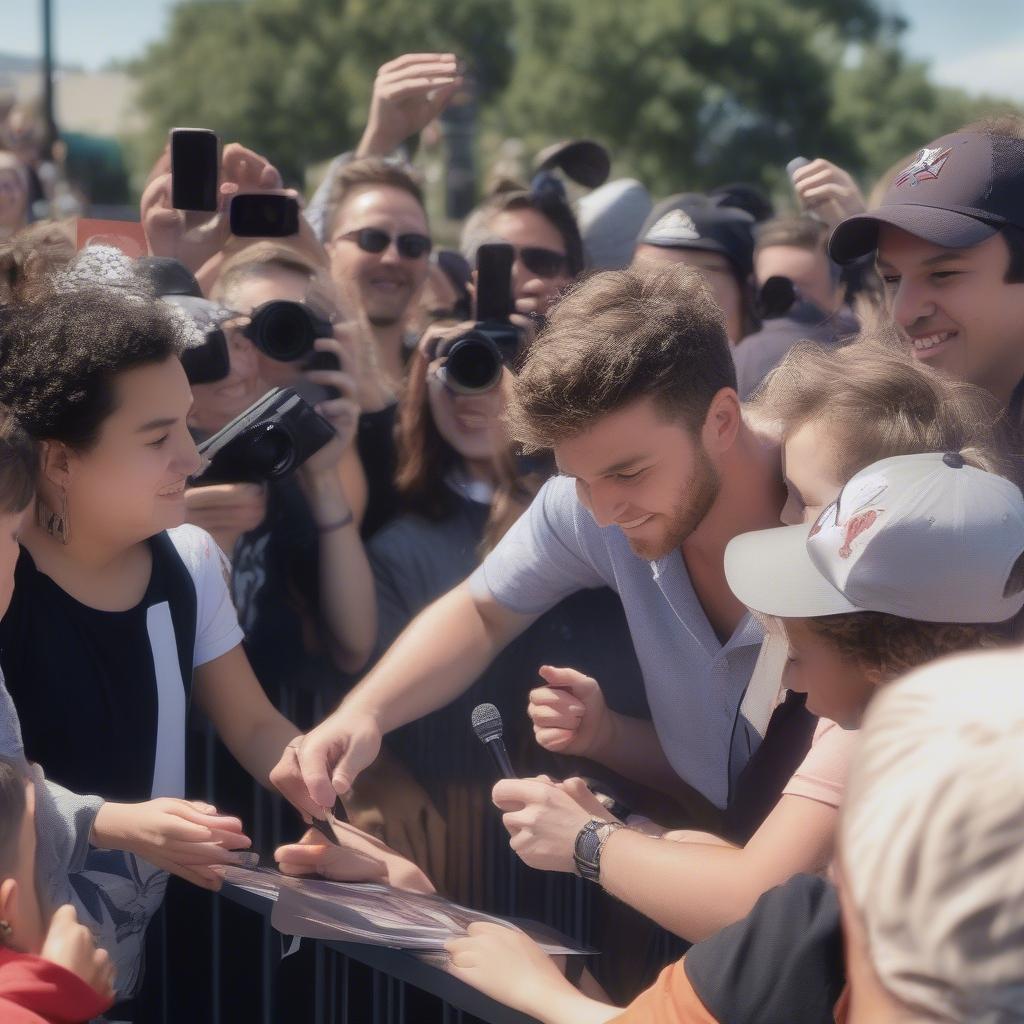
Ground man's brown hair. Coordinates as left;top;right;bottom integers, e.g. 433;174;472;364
325;158;425;240
507;264;735;452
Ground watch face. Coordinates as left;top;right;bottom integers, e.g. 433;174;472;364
577;827;602;864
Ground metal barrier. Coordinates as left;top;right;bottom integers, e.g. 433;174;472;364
138;688;684;1022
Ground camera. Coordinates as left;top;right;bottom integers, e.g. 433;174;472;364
435;242;520;395
241;300;333;363
161;294;232;385
191;387;336;486
229;193;300;237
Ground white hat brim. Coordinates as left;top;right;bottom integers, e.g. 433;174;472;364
725;523;861;619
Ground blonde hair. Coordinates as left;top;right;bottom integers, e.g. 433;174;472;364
750;328;1010;483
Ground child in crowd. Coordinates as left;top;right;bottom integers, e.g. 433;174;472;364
0;757;114;1023
491;337;1010;944
442;450;1024;1023
0;279;307;1011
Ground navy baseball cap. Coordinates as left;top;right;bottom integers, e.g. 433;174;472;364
638;193;755;279
829;131;1024;264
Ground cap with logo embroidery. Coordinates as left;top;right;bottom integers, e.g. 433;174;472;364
829;130;1024;264
638;193;755;279
724;451;1024;623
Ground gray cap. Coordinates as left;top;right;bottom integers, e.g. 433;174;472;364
726;452;1024;623
577;178;653;270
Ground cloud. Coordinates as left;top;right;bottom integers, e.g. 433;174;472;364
927;39;1024;102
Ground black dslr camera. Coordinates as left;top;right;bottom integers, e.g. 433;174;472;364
436;243;519;395
241;300;336;366
191;387;336;485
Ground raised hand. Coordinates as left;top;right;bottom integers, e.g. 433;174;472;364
357;53;463;158
791;158;867;228
527;665;613;757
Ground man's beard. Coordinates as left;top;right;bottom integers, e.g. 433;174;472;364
628;446;721;560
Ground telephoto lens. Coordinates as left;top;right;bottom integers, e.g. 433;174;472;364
242;300;333;362
436;330;504;394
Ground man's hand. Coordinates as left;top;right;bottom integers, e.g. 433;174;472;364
269;711;383;820
141;142;285;270
791;158;867;228
527;665;614;758
184;483;267;555
357;53;462;158
275;822;435;894
40;904;116;1000
446;922;579;1021
492;775;596;874
90;799;253;891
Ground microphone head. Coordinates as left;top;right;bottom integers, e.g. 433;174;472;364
471;702;503;743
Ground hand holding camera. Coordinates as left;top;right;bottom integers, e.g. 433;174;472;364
184;482;268;555
296;335;361;481
143;133;287;270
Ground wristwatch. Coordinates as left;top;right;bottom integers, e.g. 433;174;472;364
573;819;627;882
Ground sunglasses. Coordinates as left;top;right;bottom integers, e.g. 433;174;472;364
515;246;568;279
336;227;432;260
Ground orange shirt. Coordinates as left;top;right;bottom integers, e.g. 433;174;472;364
609;957;719;1024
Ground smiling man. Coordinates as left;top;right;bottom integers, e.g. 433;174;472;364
324;158;432;385
272;264;804;836
829;118;1024;416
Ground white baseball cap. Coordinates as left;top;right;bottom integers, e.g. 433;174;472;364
725;452;1024;623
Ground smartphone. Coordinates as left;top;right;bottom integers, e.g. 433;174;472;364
475;242;515;322
229;193;300;237
170;128;219;211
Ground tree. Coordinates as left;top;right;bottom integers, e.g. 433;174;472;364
130;0;514;184
130;0;1018;198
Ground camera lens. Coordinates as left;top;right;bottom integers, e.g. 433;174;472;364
439;331;503;394
247;422;294;477
246;301;316;362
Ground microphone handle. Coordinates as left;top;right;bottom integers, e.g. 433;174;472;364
484;736;517;779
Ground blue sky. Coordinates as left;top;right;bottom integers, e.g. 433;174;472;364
4;0;1024;100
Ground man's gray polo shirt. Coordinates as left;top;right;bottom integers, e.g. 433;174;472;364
469;474;772;810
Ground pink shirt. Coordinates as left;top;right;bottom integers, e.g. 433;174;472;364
782;718;858;809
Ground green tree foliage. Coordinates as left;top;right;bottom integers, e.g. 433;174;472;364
131;0;1018;196
130;0;514;183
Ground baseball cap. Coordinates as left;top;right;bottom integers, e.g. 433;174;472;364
638;193;755;279
829;130;1024;264
578;178;653;270
725;451;1024;623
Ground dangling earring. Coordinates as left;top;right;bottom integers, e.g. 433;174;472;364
0;920;12;940
37;489;71;545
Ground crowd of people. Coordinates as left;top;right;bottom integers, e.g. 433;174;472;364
0;49;1022;1024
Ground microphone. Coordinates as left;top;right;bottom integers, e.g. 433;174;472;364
471;703;517;779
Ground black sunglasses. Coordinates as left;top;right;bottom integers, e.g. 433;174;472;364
517;245;568;279
337;227;432;260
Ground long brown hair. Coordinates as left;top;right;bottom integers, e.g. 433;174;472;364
394;344;535;553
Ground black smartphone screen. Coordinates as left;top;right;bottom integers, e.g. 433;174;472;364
170;128;219;211
229;193;300;237
475;243;515;322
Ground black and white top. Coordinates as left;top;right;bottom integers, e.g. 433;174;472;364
0;525;243;995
